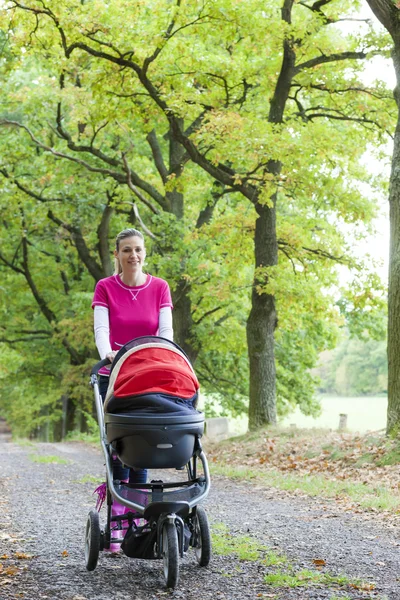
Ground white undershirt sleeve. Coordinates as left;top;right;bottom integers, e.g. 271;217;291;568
94;305;173;357
159;306;173;340
94;305;112;359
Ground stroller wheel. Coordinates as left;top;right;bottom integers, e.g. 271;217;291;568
85;509;100;571
162;522;179;588
193;506;211;567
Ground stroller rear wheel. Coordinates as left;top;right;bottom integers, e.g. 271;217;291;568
193;506;211;567
85;509;100;571
162;522;179;588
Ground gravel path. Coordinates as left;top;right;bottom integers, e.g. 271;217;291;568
0;435;399;600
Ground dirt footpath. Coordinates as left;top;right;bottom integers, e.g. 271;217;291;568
0;437;399;600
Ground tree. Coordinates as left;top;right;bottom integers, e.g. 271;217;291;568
0;24;253;435
316;335;387;396
363;0;400;433
0;0;391;433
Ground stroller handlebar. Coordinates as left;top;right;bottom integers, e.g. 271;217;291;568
90;357;111;377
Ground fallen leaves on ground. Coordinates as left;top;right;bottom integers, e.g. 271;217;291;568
0;548;35;587
312;558;326;567
209;429;400;490
208;428;400;524
349;582;376;591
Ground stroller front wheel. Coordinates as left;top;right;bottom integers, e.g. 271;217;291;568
85;509;100;571
193;506;211;567
162;522;179;588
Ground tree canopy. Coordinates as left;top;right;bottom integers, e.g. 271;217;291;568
0;0;392;437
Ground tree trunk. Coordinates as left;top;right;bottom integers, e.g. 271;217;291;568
247;200;278;429
387;46;400;434
364;0;400;434
172;278;198;363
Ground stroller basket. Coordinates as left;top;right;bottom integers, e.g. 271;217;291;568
114;478;207;507
105;411;205;469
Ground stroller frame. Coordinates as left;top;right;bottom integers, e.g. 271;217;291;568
85;341;211;588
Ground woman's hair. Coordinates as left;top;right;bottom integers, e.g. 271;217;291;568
114;228;145;274
115;228;144;250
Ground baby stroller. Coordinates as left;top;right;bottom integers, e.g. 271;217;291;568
86;336;211;588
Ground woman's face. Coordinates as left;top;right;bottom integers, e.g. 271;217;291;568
115;236;146;274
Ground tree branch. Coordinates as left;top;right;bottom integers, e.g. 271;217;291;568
1;328;52;335
1;119;168;210
302;110;387;132
47;210;105;281
97;196;114;277
20;234;57;323
10;1;69;52
57;43;257;201
196;181;224;229
121;153;162;214
146;129;168;183
0;118;128;180
278;239;349;264
0;167;66;203
193;306;223;326
291;82;393;101
295;51;368;74
131;203;158;240
0;335;52;344
55;104;121;168
0;251;25;275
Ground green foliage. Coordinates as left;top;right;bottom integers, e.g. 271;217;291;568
337;271;387;341
317;334;387;396
0;0;392;436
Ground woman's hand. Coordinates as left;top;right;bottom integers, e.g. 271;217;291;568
106;351;118;364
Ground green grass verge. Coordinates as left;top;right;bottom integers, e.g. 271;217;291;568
28;454;69;464
66;431;99;445
74;475;104;484
211;464;400;512
212;523;286;564
13;439;36;448
264;569;353;588
211;523;371;594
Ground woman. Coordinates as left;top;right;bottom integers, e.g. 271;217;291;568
92;227;173;549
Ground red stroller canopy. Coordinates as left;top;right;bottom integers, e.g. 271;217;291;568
112;347;199;399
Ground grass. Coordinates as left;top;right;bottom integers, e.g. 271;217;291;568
375;447;400;466
212;522;372;595
326;449;347;461
208;426;400;514
354;453;375;467
28;454;69;464
74;475;104;484
211;523;286;564
264;569;354;588
13;439;36;448
211;463;400;512
66;430;99;445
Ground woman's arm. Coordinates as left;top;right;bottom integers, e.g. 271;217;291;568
159;306;173;340
94;305;113;359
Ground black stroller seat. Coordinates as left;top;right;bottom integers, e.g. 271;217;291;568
105;411;205;469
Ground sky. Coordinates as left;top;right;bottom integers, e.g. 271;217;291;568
344;4;395;284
